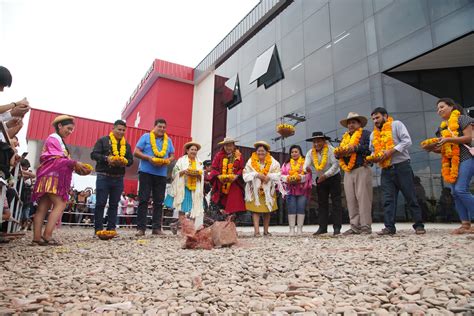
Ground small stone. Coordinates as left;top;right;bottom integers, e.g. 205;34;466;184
196;306;207;314
269;284;288;293
181;306;196;315
274;306;306;313
22;304;43;311
405;284;422;295
421;288;436;298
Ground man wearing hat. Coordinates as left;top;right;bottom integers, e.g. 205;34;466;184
335;112;373;235
208;137;246;216
304;132;342;235
91;119;134;234
134;118;175;236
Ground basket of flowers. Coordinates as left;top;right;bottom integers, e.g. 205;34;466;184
420;138;439;151
152;158;170;165
109;156;128;165
96;230;117;240
287;174;301;184
277;123;296;138
365;152;384;163
187;169;202;177
218;174;235;183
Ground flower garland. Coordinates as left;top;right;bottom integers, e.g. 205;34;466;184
335;128;362;172
420;138;439;147
288;157;305;183
109;132;128;165
186;158;200;191
220;150;240;194
150;131;168;158
251;152;272;175
440;110;460;184
312;144;328;171
366;117;394;168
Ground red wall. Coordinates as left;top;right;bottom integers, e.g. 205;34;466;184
125;78;194;137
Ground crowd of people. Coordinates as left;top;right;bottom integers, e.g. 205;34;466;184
1;63;473;246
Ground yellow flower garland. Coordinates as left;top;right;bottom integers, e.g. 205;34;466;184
366;117;394;168
420;138;439;147
288;157;305;183
109;132;128;165
150;131;168;158
186;158;198;191
336;128;362;172
312;144;328;171
251;152;272;175
220;158;234;194
440;110;460;184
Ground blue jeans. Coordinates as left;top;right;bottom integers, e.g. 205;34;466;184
94;174;124;231
381;160;424;232
286;195;307;215
451;158;474;221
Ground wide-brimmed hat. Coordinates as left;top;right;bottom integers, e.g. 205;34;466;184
253;140;271;151
52;115;75;126
305;131;330;142
340;112;368;128
218;137;238;146
184;141;201;151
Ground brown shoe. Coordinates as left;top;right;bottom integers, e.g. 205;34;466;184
152;229;164;235
135;230;145;237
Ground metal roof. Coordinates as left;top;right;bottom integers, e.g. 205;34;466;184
26;108;191;157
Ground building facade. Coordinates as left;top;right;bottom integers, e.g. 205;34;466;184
125;0;474;222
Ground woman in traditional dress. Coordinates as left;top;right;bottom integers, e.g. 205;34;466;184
165;141;204;228
31;115;90;245
208;137;246;219
243;141;282;236
422;98;473;234
281;145;312;235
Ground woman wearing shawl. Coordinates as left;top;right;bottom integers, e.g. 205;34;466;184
32;115;91;245
243;141;282;237
165;141;204;228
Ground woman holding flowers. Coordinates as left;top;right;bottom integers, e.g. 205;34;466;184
281;145;312;235
421;98;473;234
32;115;91;245
243;141;282;237
165;141;204;229
209;137;246;218
91;120;133;234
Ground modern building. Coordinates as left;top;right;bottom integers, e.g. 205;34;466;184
125;0;473;222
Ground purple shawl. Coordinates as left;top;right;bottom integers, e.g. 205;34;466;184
32;134;76;202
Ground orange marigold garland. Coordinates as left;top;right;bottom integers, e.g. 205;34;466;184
335;128;362;172
219;150;241;194
251;152;272;175
312;144;328;171
186;158;201;191
288;157;305;183
440;110;460;184
366;117;394;168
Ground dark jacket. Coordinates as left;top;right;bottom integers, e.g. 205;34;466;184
90;136;133;176
342;129;372;168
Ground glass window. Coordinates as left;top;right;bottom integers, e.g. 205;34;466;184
257;20;277;56
281;25;304;71
304;46;333;87
335;79;371;118
429;0;471;22
431;5;473;46
282;89;305;117
363;0;374;18
369;74;385;109
223;74;242;109
249;45;285;89
281;58;304;100
256;81;277;111
257;105;277;127
380;27;433;71
375;0;428;48
306;108;336;136
302;0;328;20
334;59;369;92
330;0;364;39
280;0;303;37
303;4;330;56
383;75;423;113
240;90;257;122
332;23;367;73
239;35;259;70
305;76;334;105
373;0;393;12
240;62;257;98
306;94;335;120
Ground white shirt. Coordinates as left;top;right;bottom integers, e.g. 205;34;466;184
304;143;340;181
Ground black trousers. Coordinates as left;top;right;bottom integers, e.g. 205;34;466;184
316;173;342;230
136;172;167;231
